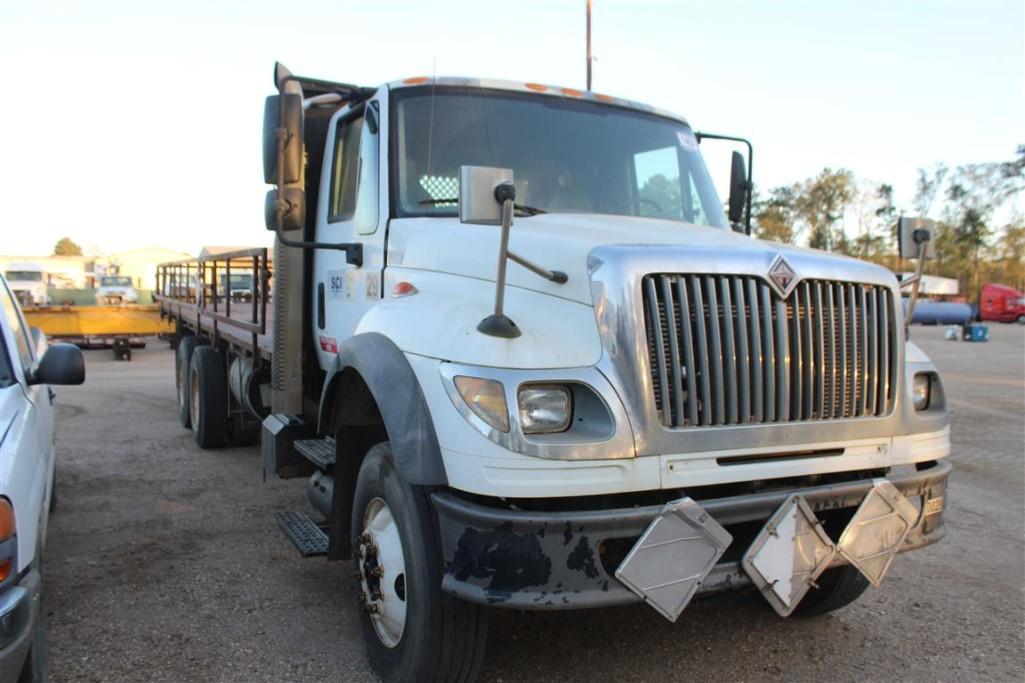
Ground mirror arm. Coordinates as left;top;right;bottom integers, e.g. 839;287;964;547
275;228;363;267
696;131;754;234
507;250;568;284
478;194;521;338
903;231;930;333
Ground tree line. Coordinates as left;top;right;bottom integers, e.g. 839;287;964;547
753;145;1025;300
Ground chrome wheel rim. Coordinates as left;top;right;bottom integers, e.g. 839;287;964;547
357;497;407;648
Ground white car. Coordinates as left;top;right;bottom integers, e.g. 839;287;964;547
95;275;139;306
0;274;84;681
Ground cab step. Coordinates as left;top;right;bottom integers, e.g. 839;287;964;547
274;510;329;557
294;437;336;469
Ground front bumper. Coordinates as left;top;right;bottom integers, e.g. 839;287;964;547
0;569;41;681
433;460;950;609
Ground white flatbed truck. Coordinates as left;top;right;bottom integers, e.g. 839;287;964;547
156;63;951;682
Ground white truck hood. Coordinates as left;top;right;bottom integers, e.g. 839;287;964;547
389;214;879;305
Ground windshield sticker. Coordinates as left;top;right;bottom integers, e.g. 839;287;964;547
677;130;698;152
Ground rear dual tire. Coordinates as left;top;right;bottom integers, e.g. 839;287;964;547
189;346;229;449
176;335;203;428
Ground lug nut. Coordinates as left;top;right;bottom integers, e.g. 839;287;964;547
359;533;372;544
366;544;380;557
371;590;384;601
369;566;384;579
367;603;381;614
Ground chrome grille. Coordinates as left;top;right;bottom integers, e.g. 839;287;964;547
642;274;898;428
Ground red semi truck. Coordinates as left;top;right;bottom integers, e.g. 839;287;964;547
978;282;1025;323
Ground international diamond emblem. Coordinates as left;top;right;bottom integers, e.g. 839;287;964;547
767;254;798;299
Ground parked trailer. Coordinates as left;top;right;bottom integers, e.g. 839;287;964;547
22;304;174;360
155;247;272;443
158;63;952;682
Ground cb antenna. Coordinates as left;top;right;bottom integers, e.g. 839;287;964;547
586;0;593;91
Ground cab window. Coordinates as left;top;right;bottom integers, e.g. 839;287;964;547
328;115;365;222
633;146;683;220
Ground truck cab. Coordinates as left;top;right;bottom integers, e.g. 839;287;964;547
978;282;1025;323
166;64;952;682
95;275;139;306
4;265;49;308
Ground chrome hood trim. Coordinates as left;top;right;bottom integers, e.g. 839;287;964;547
587;244;916;456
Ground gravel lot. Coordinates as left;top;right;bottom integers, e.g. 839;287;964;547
46;325;1024;682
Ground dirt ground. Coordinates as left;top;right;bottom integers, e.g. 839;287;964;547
45;325;1024;682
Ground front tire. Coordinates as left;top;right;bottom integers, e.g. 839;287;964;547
795;565;870;617
352;443;488;682
189;346;228;449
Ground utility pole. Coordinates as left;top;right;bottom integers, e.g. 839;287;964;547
586;0;593;91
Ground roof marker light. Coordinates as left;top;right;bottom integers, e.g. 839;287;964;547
404;76;430;85
524;82;548;92
594;93;616;103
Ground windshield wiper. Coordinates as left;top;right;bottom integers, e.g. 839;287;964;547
418;198;547;216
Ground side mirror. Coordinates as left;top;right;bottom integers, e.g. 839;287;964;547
263;93;306;232
264;188;305;232
459;166;514;225
28;343;85;386
728;150;747;227
458;165;567;339
262;94;304;185
898;216;937;331
898;216;936;259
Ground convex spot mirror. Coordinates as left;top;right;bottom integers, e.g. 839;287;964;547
264;188;305;232
459;166;514;225
728;150;748;227
28;343;85;386
898;217;936;259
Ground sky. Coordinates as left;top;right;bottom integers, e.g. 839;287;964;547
2;0;1022;256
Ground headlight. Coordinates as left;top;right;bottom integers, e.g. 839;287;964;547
518;384;572;434
454;376;509;432
912;373;931;411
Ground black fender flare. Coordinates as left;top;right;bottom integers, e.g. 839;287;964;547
318;332;447;486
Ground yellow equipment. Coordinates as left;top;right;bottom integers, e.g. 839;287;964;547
22;305;173;361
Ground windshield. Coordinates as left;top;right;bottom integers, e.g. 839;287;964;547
393;87;727;228
101;276;132;287
5;271;43;282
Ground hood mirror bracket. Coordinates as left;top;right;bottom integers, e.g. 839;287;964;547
458;166;566;339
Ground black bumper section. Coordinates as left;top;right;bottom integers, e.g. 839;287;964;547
432;460;951;610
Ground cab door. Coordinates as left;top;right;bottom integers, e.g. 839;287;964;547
311;94;386;370
0;279;52;566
